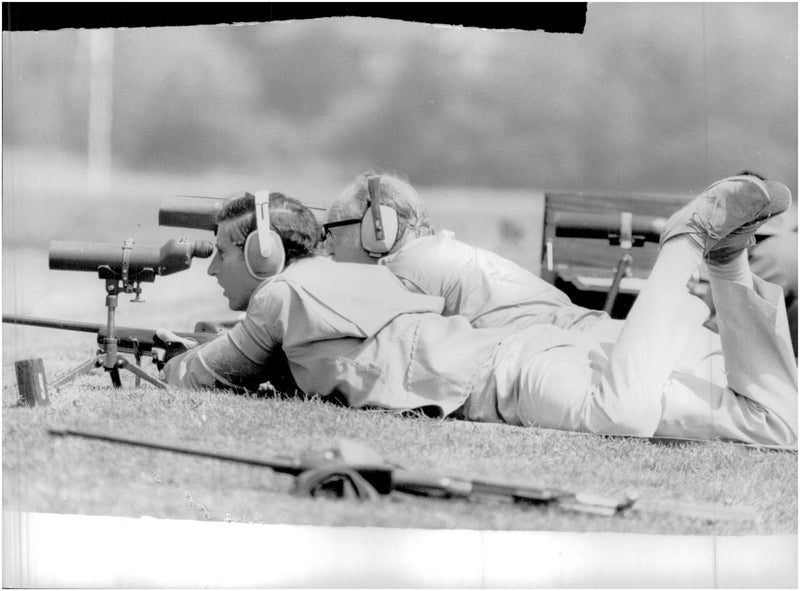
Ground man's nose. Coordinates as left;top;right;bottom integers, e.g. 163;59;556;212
323;236;335;257
207;253;220;276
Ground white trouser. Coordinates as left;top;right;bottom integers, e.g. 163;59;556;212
467;274;797;448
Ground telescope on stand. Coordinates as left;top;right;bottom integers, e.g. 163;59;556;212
7;237;214;401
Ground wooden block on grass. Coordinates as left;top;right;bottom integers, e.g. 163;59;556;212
15;358;50;407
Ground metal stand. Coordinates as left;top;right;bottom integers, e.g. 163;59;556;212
603;252;634;315
603;212;636;315
52;247;168;390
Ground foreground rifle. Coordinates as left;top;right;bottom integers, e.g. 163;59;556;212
47;427;759;522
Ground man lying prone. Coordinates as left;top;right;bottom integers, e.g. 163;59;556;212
164;181;798;448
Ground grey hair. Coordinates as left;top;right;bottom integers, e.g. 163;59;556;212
332;171;435;248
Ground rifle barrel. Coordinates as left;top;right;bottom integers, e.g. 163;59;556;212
48;427;305;475
3;314;102;334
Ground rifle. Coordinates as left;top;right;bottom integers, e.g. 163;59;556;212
47;427;759;522
4;313;299;404
3;314;222;361
4;314;224;406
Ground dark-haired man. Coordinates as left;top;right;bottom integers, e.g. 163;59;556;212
164;190;509;409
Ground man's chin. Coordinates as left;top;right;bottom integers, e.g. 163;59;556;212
228;299;246;312
220;289;237;311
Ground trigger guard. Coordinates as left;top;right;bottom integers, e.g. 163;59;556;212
294;465;380;501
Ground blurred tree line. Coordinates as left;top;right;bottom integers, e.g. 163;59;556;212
3;3;797;194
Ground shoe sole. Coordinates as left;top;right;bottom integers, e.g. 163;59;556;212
715;179;792;238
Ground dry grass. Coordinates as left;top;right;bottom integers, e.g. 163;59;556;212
3;362;797;536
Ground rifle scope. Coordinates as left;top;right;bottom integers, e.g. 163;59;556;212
49;238;214;281
158;195;225;231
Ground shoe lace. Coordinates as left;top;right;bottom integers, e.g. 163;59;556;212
690;211;722;254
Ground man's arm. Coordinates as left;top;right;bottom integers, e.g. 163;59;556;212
164;280;291;391
163;332;269;391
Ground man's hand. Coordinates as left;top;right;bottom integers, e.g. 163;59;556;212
153;328;199;371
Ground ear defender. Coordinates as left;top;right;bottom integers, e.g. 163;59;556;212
360;175;399;257
243;191;286;279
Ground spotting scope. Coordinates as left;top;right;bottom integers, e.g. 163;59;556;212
49;237;214;282
158;195;225;231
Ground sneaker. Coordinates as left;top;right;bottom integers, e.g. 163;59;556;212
660;176;780;256
707;179;792;264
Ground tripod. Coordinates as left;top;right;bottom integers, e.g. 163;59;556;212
51;263;168;391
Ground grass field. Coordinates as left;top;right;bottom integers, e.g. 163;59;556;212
2;244;797;538
3;370;798;536
2;151;798;585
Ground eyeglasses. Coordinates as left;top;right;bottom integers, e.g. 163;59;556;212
321;218;361;240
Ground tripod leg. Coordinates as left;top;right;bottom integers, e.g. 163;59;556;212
117;359;168;389
51;356;104;390
109;367;123;388
134;353;142;388
603;253;633;315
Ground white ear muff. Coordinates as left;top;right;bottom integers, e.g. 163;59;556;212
244;231;285;279
361;205;399;256
243;191;286;279
360;175;399;257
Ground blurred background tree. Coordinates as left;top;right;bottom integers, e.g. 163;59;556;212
2;3;797;252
